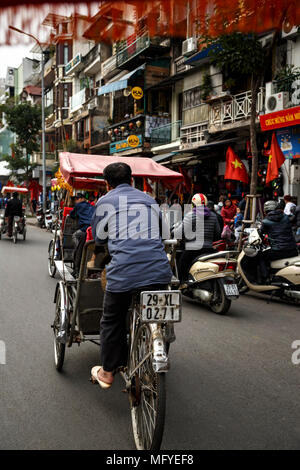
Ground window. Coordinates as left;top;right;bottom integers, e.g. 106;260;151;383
63;44;69;65
183;86;202;110
84;118;90;135
63;85;69;108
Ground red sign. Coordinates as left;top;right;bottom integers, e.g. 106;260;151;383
260;106;300;131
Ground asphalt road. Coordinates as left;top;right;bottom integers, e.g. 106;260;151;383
1;225;300;450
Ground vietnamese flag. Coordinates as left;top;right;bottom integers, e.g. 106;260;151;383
266;132;285;184
224;146;249;184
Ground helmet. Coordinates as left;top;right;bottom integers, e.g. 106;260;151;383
192;193;207;206
264;200;278;213
243;244;259;257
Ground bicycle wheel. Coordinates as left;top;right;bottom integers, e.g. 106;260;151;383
130;323;166;450
13;229;17;244
48;239;56;277
52;288;66;371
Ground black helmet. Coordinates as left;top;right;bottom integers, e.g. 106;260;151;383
264;200;278;213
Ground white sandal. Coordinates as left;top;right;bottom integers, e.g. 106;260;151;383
91;366;113;389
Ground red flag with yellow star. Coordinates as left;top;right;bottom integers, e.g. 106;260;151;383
224;146;249;184
266;132;285;184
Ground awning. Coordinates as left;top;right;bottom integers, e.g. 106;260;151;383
185;45;216;66
98;64;145;96
152;153;174;163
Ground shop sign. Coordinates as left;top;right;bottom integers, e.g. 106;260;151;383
110;134;143;153
65;53;82;75
127;135;140;147
276;126;300;159
131;87;143;100
260;105;300;131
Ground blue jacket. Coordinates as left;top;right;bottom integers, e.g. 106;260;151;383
70;201;95;232
91;184;172;293
261;209;297;251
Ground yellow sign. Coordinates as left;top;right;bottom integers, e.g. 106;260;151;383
127;135;140;148
131;87;143;100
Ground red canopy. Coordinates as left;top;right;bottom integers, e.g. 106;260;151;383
59;153;183;189
52;176;106;190
2;186;28;194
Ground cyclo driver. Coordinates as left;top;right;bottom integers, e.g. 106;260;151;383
5;191;23;237
90;162;172;389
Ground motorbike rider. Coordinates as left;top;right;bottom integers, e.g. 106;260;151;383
4;191;23;237
259;200;298;282
173;193;221;286
69;193;95;276
90;162;172;389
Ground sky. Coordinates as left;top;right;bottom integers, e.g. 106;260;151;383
0;44;34;78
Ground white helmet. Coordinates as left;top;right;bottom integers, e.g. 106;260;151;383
192;193;207;206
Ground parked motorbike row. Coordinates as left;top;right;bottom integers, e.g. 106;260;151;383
177;226;300;315
36;204;54;230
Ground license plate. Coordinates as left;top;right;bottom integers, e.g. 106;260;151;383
140;290;182;323
224;284;239;297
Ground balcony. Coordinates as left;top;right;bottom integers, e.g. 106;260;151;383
65;53;83;76
180;123;208;150
31;151;56;168
150;121;181;146
116;30;170;70
83;44;101;75
44;55;56;89
70;88;93;114
266;73;300;112
209;88;265;130
91;128;110;148
101;55;119;79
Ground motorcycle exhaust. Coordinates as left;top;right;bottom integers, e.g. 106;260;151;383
284;290;300;300
193;288;213;303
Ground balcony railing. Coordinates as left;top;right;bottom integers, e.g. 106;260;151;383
116;30;169;68
209;88;265;127
70;88;93;113
150;121;181;146
180;123;208;149
83;44;101;67
101;55;118;78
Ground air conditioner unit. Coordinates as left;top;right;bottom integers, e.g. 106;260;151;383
259;33;274;48
282;17;298;39
265;92;289;113
290;164;300;184
182;37;198;56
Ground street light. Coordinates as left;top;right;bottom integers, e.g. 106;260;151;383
9;25;47;214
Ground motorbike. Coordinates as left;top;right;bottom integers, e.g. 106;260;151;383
36;205;45;228
237;228;300;303
44;209;53;231
12;215;26;244
176;248;239;315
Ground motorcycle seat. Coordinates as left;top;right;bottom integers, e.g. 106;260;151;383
271;255;300;269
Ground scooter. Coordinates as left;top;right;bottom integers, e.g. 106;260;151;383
44;209;53;231
178;249;239;315
237;229;300;303
36;205;45;228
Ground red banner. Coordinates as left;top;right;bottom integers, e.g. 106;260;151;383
260;106;300;131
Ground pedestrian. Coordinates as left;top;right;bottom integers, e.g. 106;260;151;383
215;195;226;215
207;200;224;231
233;207;244;240
283;195;296;216
221;198;237;226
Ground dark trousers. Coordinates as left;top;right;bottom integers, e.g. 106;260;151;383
177;248;215;282
100;284;166;372
260;248;298;280
7;216;13;237
72;229;86;272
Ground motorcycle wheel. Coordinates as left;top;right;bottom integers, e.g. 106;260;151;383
210;280;231;315
23;228;26;241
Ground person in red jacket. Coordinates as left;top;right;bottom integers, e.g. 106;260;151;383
221;198;237;226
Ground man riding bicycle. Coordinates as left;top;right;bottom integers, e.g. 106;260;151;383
90;162;172;389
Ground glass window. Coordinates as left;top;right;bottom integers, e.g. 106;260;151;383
63;86;68;108
64;44;69;65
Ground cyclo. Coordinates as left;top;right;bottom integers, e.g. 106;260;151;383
47;175;105;278
51;152;184;450
0;186;28;243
